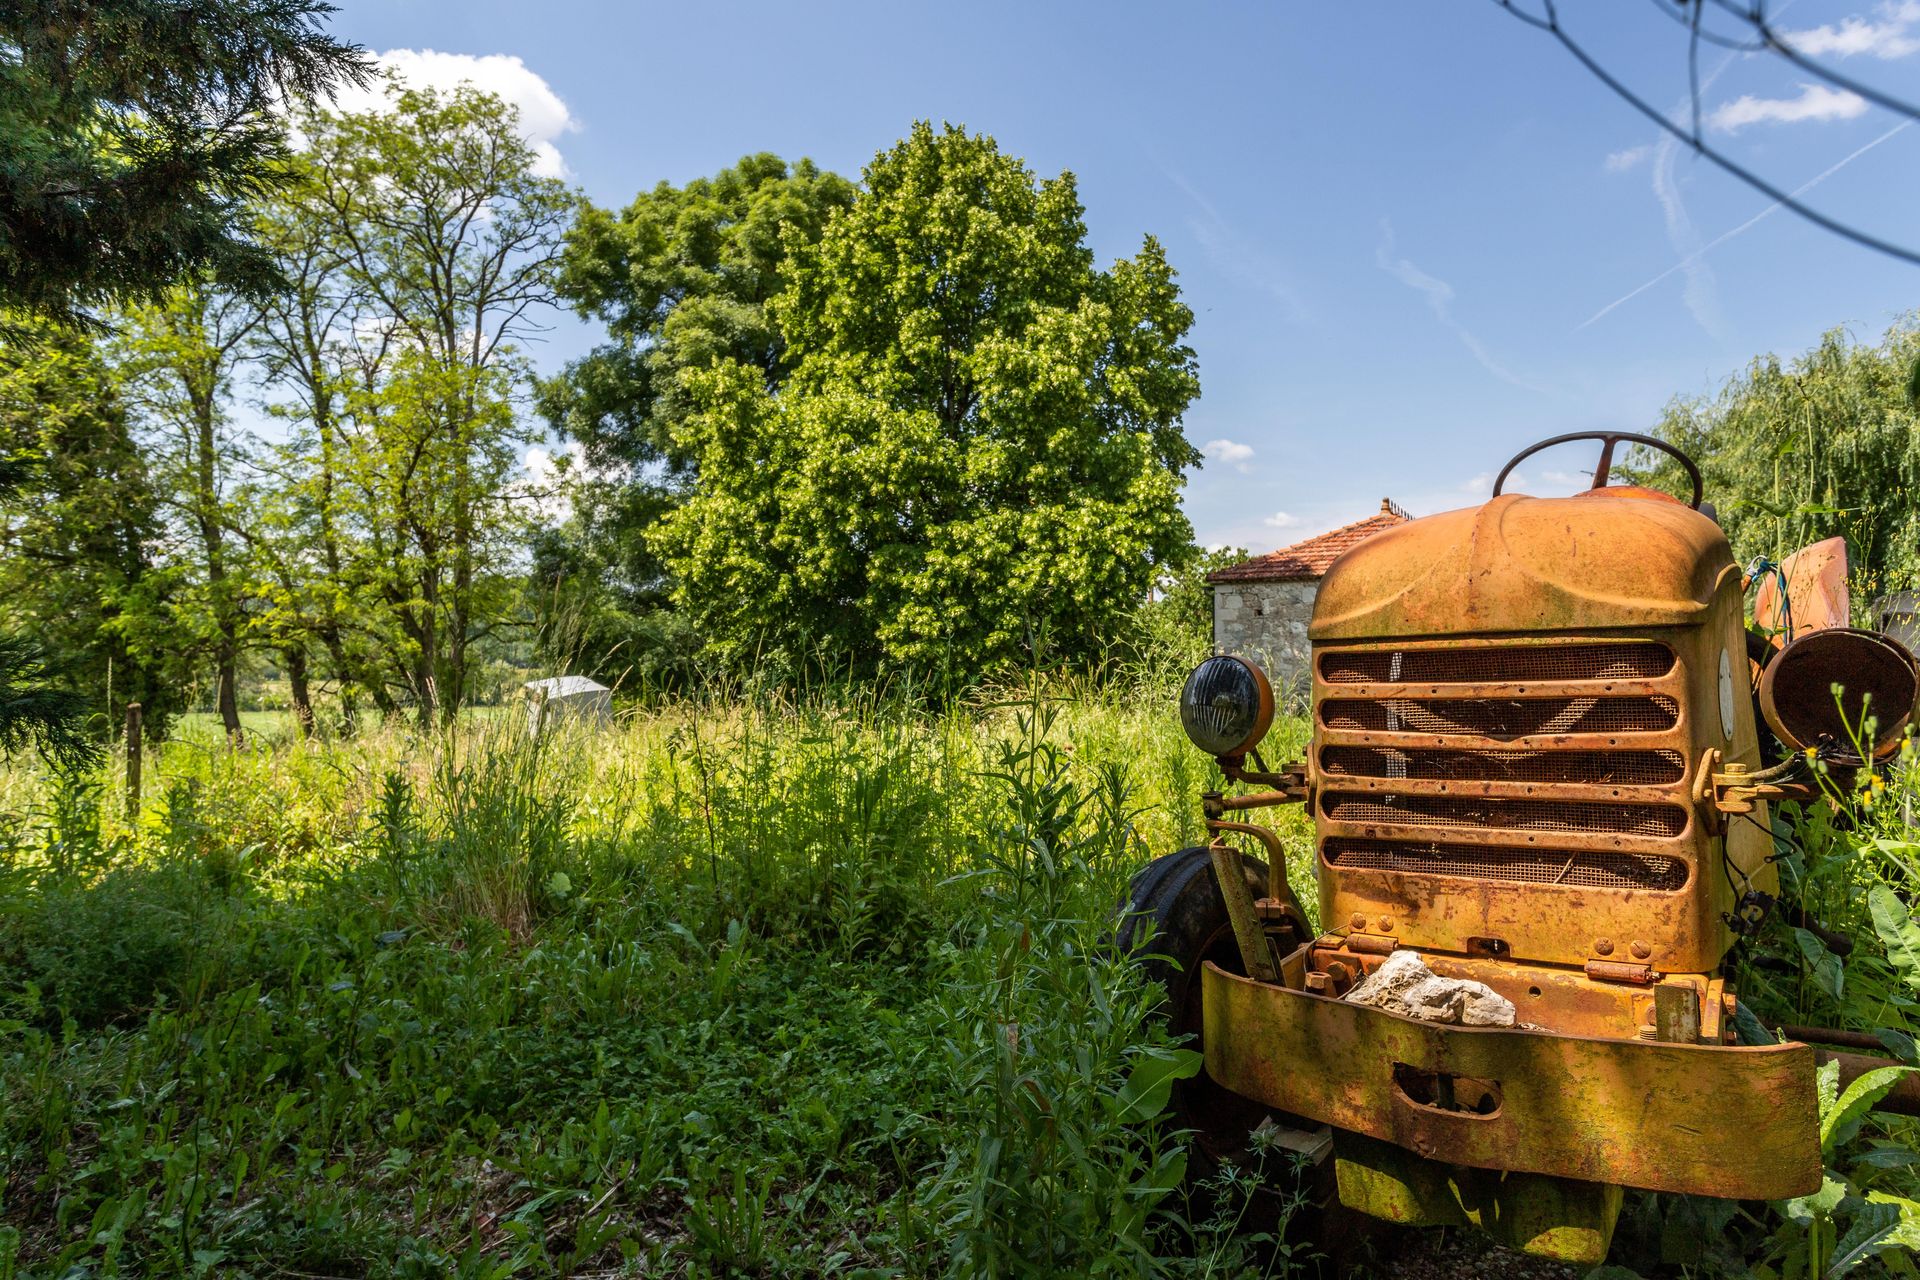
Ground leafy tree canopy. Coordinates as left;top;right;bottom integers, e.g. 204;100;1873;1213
1635;317;1920;599
0;1;369;324
540;153;856;476
654;122;1202;674
533;154;854;680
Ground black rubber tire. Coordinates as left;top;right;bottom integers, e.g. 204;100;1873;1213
1120;847;1343;1272
1117;846;1283;1168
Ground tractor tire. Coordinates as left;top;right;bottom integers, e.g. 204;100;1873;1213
1117;845;1290;1168
1120;847;1345;1270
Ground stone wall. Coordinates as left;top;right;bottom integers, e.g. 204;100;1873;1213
1211;578;1319;707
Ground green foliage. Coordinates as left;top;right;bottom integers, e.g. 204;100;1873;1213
656;122;1202;675
0;683;1247;1276
1638;318;1920;598
1126;545;1250;680
534;154;855;686
0;637;100;771
543;153;856;477
0;1;369;324
266;82;575;725
0;320;171;747
0;326;181;736
927;678;1198;1276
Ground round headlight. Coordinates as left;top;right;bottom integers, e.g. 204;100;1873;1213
1180;655;1275;758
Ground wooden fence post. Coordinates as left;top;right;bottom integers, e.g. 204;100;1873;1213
125;701;142;821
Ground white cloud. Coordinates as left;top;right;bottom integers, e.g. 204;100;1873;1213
326;49;579;178
521;440;588;520
1375;221;1548;394
1203;438;1256;472
1708;83;1869;132
1781;2;1920;59
1604;145;1652;173
1461;470;1527;497
1264;511;1302;529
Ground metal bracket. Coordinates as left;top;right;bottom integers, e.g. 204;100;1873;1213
1209;839;1281;985
1698;747;1821;832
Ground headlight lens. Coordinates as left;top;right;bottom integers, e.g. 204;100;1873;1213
1179;655;1275;757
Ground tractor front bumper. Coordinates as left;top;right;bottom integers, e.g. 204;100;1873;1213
1201;961;1822;1202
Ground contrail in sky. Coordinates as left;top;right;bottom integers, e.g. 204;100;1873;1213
1580;119;1914;331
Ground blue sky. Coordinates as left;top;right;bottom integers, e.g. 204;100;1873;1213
327;0;1920;554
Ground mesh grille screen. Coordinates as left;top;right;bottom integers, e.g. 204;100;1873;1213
1320;746;1687;786
1320;642;1674;685
1321;792;1688;837
1322;695;1678;737
1324;838;1689;891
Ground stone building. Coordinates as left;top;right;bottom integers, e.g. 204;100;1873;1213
1207;498;1411;700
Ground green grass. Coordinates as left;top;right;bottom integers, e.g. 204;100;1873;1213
0;680;1913;1277
0;680;1316;1277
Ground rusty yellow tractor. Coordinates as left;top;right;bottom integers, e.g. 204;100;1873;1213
1121;431;1920;1265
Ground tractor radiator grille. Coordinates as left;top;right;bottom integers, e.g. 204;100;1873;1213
1320;694;1678;738
1323;838;1690;891
1315;638;1694;903
1319;641;1674;685
1320;746;1687;786
1321;792;1689;838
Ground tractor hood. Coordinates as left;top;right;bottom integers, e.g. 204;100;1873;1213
1309;490;1738;641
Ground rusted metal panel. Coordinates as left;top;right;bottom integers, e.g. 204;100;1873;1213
1309;587;1773;971
1209;840;1279;985
1759;627;1918;760
1201;962;1822;1200
1309;493;1737;642
1333;1129;1623;1265
1753;535;1850;639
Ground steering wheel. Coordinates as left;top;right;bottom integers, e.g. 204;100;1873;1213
1492;431;1704;510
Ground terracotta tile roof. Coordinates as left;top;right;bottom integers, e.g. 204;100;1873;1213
1207;499;1412;584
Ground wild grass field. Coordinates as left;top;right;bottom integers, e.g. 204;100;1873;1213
0;679;1915;1278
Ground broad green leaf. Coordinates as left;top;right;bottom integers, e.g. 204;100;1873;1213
1782;1172;1848;1225
1111;1048;1202;1124
1876;1027;1918;1064
1864;1190;1920;1251
1817;1057;1842;1119
1794;928;1846;1002
1822;1065;1917;1153
1869;886;1920;992
1829;1198;1902;1274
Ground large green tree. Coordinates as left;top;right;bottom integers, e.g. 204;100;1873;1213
1637;318;1920;599
0;1;369;324
0;321;182;745
535;154;855;680
116;278;262;741
654;123;1201;674
283;82;574;725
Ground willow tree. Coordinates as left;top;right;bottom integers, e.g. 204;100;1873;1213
654;123;1201;674
1639;318;1920;599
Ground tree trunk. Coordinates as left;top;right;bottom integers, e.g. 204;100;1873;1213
216;641;241;744
285;645;314;738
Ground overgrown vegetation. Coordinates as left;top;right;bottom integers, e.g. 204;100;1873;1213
0;680;1317;1276
1638;316;1920;602
0;679;1914;1277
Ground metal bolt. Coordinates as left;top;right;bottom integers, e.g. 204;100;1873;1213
1350;913;1367;930
1631;940;1652;960
1594;938;1615;956
1377;917;1394;932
